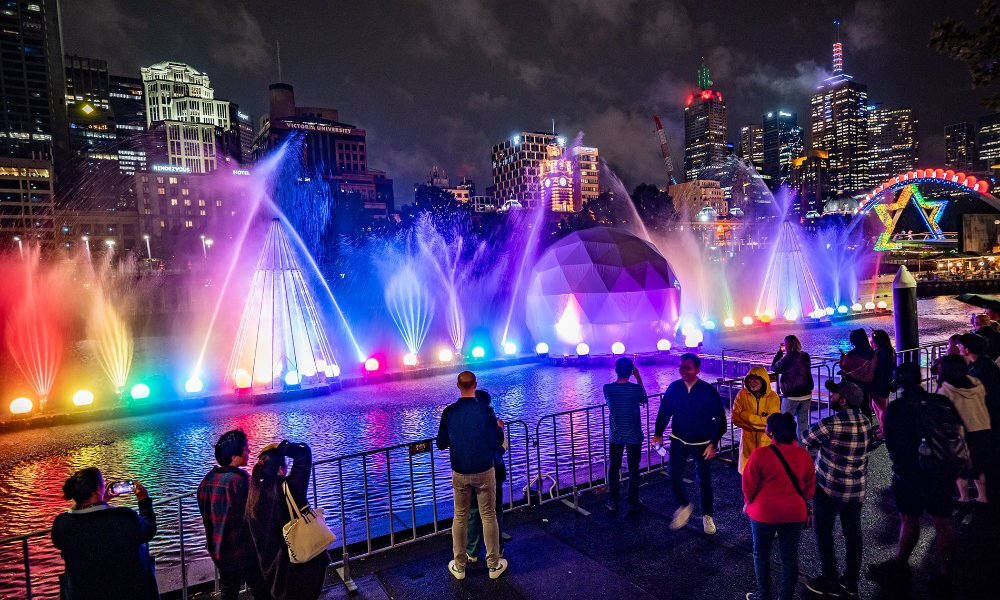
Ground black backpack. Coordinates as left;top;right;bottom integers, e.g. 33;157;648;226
916;392;972;477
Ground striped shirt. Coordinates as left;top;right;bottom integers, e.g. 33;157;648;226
604;382;646;445
800;407;875;503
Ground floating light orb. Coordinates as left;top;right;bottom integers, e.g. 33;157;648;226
702;320;716;330
824;307;835;316
851;303;863;311
471;346;486;359
329;364;341;378
130;383;150;400
741;316;754;326
184;378;203;394
758;314;772;324
284;371;300;386
535;342;549;355
316;359;327;373
438;349;454;363
656;339;671;351
403;353;418;367
876;300;888;310
234;369;252;389
503;342;517;355
299;363;317;377
684;330;704;347
611;342;626;355
576;342;590;356
864;302;876;310
9;397;32;415
724;318;736;328
837;306;848;314
254;369;271;383
783;309;799;321
72;389;94;407
364;357;380;372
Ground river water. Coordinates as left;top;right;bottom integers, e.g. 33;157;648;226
0;296;972;596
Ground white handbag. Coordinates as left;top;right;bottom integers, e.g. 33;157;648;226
281;481;336;564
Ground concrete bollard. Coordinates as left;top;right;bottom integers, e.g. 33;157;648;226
893;265;919;362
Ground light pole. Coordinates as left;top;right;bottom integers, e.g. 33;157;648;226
143;234;152;261
82;235;90;260
13;236;22;259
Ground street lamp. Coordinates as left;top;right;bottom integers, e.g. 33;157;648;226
12;236;22;258
143;234;152;261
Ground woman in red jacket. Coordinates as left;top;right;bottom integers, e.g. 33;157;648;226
742;413;816;600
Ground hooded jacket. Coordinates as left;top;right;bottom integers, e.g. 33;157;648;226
772;349;813;397
732;366;782;473
938;376;992;433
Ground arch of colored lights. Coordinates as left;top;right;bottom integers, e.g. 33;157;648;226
858;169;998;251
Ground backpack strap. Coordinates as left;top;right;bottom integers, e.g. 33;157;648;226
769;444;807;502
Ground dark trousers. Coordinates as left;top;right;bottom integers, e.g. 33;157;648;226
608;442;642;502
669;440;714;516
219;563;271;600
751;520;802;600
814;487;864;584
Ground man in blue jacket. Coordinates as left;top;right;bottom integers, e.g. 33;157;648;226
437;371;508;580
651;353;727;535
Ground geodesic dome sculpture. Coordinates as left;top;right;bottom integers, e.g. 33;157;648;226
526;227;681;355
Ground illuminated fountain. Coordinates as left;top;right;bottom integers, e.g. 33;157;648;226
756;220;827;321
383;262;434;355
226;218;339;391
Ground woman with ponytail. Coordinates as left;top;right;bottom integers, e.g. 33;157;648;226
51;467;158;599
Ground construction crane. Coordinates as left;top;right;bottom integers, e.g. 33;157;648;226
652;115;677;186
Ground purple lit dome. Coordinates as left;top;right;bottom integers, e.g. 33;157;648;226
526;227;681;355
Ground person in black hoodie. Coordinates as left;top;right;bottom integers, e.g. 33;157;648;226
246;441;330;600
51;467;158;600
839;329;877;424
772;334;814;440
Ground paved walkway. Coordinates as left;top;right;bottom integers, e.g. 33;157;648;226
313;445;998;600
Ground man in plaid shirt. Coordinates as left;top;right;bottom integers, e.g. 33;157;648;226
197;429;271;600
800;379;875;598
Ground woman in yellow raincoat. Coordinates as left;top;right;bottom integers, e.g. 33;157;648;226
732;366;782;473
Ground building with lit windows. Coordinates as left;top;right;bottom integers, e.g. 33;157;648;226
945;122;976;173
63;55;122;209
790;150;830;217
492;131;561;209
867;106;917;184
737;124;763;169
538;144;576;213
977;114;1000;171
0;158;55;247
109;75;148;177
762;111;803;190
572;145;600;206
53;209;141;253
668;179;727;218
0;0;67;161
232;107;255;163
684;59;728;181
810;41;869;197
253;83;393;217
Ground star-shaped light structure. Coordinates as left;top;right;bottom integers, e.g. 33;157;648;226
872;184;948;251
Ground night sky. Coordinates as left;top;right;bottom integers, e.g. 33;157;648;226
62;0;990;205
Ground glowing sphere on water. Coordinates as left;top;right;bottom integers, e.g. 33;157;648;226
184;378;204;394
364;358;380;372
403;353;418;367
503;342;517;355
130;384;150;400
9;397;32;415
724;318;736;328
72;390;94;407
234;369;252;389
438;349;454;363
852;303;863;312
825;307;835;316
316;359;327;373
783;309;799;321
876;301;888;310
576;342;590;356
299;363;317;377
471;346;486;359
611;342;626;355
758;314;772;324
535;342;549;355
684;330;704;347
864;302;876;310
837;306;849;314
656;339;671;352
284;371;300;386
328;364;341;378
702;321;716;330
742;316;754;326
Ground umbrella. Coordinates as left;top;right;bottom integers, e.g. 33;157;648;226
955;293;1000;313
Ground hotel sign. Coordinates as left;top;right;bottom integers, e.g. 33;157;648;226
281;120;358;135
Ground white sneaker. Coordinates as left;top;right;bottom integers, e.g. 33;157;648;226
448;559;466;580
703;515;717;535
488;557;509;579
670;503;693;530
466;554;478;563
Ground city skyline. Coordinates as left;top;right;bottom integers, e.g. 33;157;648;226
60;1;992;203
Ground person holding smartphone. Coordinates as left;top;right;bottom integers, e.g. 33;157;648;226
51;467;158;600
603;357;648;512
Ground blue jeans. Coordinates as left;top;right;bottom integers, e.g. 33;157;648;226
751;520;802;600
781;397;811;441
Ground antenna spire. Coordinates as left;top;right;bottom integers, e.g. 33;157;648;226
697;57;712;91
832;21;843;73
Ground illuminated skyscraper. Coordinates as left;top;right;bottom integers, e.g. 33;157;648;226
684;59;728;181
977;114;1000;171
491;131;560;210
762;111;803;190
810;41;869;196
867;106;917;184
737;124;763;168
945;122;975;172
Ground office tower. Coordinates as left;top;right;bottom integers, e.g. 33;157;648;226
762;111;804;190
945;122;975;172
810;40;869;196
684;59;727;181
867;106;917;184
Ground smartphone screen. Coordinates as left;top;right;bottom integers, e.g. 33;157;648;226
111;480;135;495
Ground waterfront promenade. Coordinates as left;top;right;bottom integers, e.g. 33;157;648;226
308;447;997;600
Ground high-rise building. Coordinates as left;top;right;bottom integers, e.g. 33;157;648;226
140;61;238;173
668;179;727;218
230;105;255;163
253;83;393;217
537;144;577;213
945;122;976;172
492;131;560;209
867;106;917;184
63;55;120;209
737;124;763;168
790;150;830;217
0;1;67;161
810;40;869;197
572;145;600;207
762;111;803;190
0;158;55;246
683;59;728;181
109;75;148;177
977;114;1000;171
